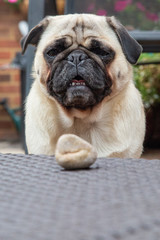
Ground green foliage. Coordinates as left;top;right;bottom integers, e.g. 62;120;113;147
134;53;160;109
86;0;160;30
3;0;23;8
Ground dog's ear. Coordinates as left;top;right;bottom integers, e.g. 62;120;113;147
107;16;142;64
21;17;50;54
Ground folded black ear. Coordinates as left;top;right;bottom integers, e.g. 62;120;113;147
107;16;142;64
21;17;50;54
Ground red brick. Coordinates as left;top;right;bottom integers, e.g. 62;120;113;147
0;120;13;127
0;40;20;48
0;74;10;82
0;28;10;37
0;108;6;115
12;95;21;106
0;3;25;141
0;52;11;59
0;86;20;93
14;73;20;82
0;131;19;141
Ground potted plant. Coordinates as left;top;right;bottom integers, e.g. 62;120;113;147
3;0;23;8
134;53;160;147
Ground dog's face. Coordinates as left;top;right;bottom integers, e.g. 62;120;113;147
22;14;142;110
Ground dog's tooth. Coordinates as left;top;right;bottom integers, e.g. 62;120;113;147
70;81;86;86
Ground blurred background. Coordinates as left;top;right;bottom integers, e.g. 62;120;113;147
0;0;160;158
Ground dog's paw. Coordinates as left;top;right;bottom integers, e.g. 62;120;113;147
55;134;97;170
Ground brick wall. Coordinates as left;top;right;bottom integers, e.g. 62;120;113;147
0;2;25;140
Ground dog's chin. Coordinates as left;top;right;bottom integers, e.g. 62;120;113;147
47;59;112;109
63;85;96;109
47;78;112;110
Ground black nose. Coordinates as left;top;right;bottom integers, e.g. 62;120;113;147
66;50;88;65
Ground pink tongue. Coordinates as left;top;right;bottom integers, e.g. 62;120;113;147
72;79;85;83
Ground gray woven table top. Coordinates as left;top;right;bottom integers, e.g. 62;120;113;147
0;154;160;240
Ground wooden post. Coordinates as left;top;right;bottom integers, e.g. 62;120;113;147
23;0;57;152
65;0;75;14
25;0;57;97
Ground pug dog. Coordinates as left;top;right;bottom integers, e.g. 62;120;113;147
22;14;145;158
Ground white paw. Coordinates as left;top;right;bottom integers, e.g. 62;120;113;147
55;134;97;170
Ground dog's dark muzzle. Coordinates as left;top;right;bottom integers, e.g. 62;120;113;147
66;49;88;66
47;49;112;109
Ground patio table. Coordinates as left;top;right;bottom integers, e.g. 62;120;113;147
0;153;160;240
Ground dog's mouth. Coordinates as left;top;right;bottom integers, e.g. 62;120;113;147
47;57;112;109
69;75;86;87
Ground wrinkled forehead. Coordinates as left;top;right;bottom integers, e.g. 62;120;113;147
39;14;119;48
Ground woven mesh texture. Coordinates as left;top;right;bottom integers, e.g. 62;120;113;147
0;153;160;240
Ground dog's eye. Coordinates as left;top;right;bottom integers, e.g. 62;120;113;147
90;47;110;56
90;40;115;63
90;39;114;61
47;48;60;57
46;43;67;58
